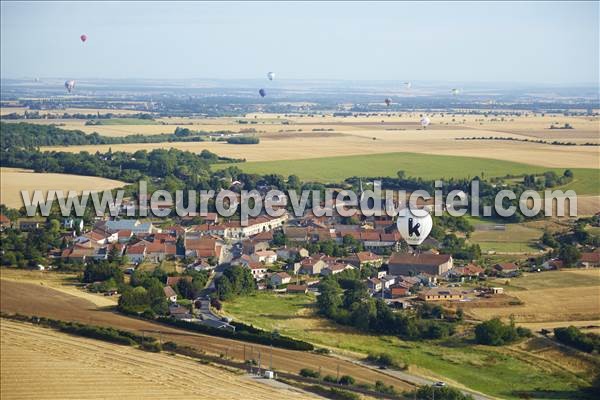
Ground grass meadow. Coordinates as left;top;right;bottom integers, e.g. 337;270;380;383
223;292;594;399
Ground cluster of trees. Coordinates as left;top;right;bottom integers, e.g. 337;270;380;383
541;216;600;265
226;136;259;144
554;326;600;353
474;318;531;346
0;220;63;268
523;170;573;190
214;265;256;300
317;274;456;340
0;122;217;149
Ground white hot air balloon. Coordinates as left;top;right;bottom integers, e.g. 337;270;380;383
404;81;412;89
267;71;275;81
397;208;433;246
64;80;75;93
420;116;430;128
451;88;460;95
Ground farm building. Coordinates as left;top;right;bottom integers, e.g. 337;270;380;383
388;252;453;276
418;288;464;302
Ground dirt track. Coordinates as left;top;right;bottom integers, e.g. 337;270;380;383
0;279;413;391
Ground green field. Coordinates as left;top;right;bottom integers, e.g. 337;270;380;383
216;152;599;195
223;292;592;399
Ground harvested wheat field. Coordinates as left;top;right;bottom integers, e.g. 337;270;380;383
0;278;413;391
466;269;600;325
0;319;318;400
0;167;126;209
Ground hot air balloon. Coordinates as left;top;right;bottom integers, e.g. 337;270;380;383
267;72;275;81
420;116;430;128
259;89;266;97
404;82;412;89
396;208;433;246
384;98;392;107
80;34;87;43
451;88;460;95
65;80;75;93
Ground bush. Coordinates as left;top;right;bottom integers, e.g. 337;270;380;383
162;341;178;351
140;341;162;352
554;326;600;353
300;368;320;378
415;385;475;400
323;375;338;383
474;318;528;346
338;375;355;385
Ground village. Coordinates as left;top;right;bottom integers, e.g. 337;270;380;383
3;198;598;332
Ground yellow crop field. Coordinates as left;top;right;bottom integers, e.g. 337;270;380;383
0;168;126;209
0;319;318;400
466;269;600;326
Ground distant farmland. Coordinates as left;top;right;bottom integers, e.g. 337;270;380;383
215;152;600;195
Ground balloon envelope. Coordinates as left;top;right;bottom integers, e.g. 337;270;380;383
420;116;430;127
267;72;275;81
64;80;75;93
259;89;266;97
404;82;412;89
397;209;433;246
451;88;460;95
384;98;392;106
80;34;87;42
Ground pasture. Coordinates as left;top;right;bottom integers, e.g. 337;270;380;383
0;319;317;400
0;167;127;209
222;292;594;399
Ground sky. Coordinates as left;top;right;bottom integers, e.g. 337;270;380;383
1;1;598;84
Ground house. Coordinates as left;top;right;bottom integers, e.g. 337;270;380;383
390;285;410;298
163;286;178;302
287;284;308;294
270;272;292;286
146;241;177;262
0;214;11;231
418;288;464;302
62;218;83;231
276;247;309;260
284;226;311;242
579;252;600;268
494;263;519;277
17;218;45;231
367;277;383;292
184;235;223;262
298;257;328;275
321;263;354;276
166;276;192;287
61;242;95;262
388;252;453;276
541;258;563;270
126;242;147;264
251;250;278;264
245;262;268;280
168;304;192;320
447;263;484;279
345;251;384;268
242;239;270;255
104;219;154;235
381;275;396;289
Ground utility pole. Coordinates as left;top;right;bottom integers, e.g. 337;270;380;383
269;345;273;370
336;363;340;381
243;344;246;362
258;351;262;375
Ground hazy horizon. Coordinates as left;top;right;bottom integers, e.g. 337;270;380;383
2;1;599;85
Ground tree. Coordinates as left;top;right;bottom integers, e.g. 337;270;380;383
559;244;581;266
338;375;355;385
